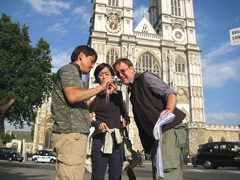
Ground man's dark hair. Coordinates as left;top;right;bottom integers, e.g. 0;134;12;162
71;45;98;62
112;58;134;70
94;63;115;84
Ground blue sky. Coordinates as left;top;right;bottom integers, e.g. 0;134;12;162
1;0;240;130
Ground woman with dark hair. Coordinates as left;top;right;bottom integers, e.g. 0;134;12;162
87;63;130;180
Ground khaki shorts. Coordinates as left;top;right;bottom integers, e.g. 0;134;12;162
51;132;88;180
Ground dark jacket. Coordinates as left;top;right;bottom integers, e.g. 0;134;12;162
130;72;186;153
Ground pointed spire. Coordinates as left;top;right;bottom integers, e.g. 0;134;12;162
143;10;146;17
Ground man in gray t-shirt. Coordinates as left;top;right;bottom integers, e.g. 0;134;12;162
51;45;114;180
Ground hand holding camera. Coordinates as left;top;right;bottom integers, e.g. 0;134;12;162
112;78;122;86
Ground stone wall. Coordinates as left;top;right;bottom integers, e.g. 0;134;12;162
188;123;240;159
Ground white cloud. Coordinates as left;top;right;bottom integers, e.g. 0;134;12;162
202;42;240;88
195;10;211;29
72;6;91;24
62;17;70;24
205;112;240;125
133;5;149;26
202;59;240;88
51;49;72;72
72;6;85;15
202;42;237;68
196;33;206;44
24;0;70;16
47;23;68;33
70;6;91;32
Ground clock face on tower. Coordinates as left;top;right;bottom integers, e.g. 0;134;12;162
106;20;121;33
106;12;121;34
172;29;185;42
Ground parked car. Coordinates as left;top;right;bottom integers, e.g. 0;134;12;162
32;150;57;164
192;141;240;169
0;147;23;162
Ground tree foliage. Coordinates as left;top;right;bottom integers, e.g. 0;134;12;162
0;13;53;134
1;132;13;145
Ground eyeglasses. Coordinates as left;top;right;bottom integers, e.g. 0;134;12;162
115;67;129;76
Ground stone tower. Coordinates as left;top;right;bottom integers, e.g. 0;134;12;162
86;0;134;88
148;0;205;125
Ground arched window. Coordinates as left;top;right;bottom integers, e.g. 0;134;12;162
220;137;225;142
136;53;160;75
208;137;213;143
142;25;148;33
45;128;52;149
47;118;54;124
109;0;119;6
182;64;185;73
106;49;119;65
178;64;181;72
175;56;185;73
171;0;181;16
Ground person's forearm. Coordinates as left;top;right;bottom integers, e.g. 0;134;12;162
0;99;15;114
165;94;177;112
64;86;104;104
88;96;102;112
91;120;108;131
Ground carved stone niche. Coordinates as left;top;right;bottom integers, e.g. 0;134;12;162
177;88;188;104
170;18;185;31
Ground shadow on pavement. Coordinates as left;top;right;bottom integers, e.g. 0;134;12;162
0;160;55;180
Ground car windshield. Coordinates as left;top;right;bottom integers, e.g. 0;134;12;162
48;151;56;156
227;144;240;152
35;151;44;155
202;144;213;152
0;148;12;153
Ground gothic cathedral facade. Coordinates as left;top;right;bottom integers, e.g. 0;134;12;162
32;0;239;159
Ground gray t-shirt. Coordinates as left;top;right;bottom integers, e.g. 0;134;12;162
51;63;90;133
129;72;176;100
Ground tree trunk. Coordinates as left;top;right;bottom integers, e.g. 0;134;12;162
0;114;5;136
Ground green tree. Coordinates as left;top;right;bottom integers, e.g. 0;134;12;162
0;13;53;135
1;132;13;145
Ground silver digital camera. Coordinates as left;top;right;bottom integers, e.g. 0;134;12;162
112;78;122;86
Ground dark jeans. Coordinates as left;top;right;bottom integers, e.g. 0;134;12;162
127;168;136;180
91;133;123;180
